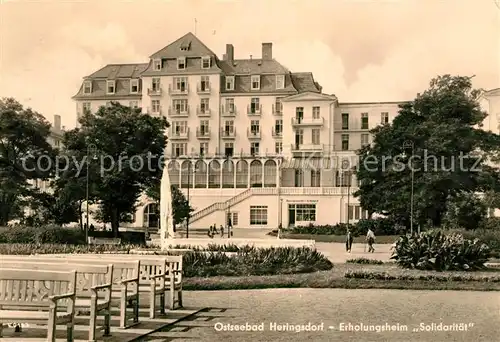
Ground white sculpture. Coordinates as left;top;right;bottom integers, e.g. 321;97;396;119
159;161;175;250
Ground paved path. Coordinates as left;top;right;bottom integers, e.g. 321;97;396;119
141;289;499;342
316;242;393;263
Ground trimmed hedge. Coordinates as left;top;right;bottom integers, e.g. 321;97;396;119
346;258;384;265
287;217;403;236
344;270;500;282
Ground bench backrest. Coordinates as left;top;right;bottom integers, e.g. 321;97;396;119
164;255;183;283
0;268;76;307
7;261;113;298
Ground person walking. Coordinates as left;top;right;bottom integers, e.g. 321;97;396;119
345;229;354;252
366;228;376;253
220;225;224;238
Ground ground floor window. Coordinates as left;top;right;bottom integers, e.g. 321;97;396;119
143;203;159;228
250;206;268;225
288;203;316;225
348;205;368;220
226;212;239;226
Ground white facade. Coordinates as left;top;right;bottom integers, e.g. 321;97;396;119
72;33;500;230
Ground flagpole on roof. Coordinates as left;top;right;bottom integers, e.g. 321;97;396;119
194;18;197;36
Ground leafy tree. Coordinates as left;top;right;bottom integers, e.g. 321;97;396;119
145;183;194;228
62;102;168;236
443;192;487;230
27;190;80;225
355;75;500;229
0;98;56;225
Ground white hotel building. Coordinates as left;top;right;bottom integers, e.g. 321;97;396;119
72;32;499;230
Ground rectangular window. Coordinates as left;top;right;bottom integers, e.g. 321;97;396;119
250;142;260;155
312;129;320;145
200;98;209;113
83;81;92;94
274;97;283;114
295;129;304;146
251;75;260;90
227;212;238;227
225;142;234;156
276;75;285;89
295;107;304;123
171;143;187;157
250;98;260;114
361;133;369;147
152;77;161;91
201;56;211;69
341;134;349;151
82;102;91;113
313;106;320;119
348;205;368;221
311;170;321;187
275;119;283;135
224;120;234;133
129;101;138;108
381;112;389;124
153;59;161;70
174;77;187;91
361;112;369;129
199;142;208;155
225;98;235;113
177;57;186;70
200;75;210;91
250;120;260;134
275;142;283;154
173;99;188;113
294;170;303;187
106;80;115;94
172;121;188;135
250;205;268;225
341;113;349;129
151;100;160;113
200;120;209;133
226;76;235;90
130;79;139;93
291;203;317;221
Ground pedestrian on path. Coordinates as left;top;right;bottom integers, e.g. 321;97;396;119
220;225;224;238
345;229;354;252
366;228;376;253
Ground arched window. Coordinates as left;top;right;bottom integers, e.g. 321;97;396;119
250;160;262;187
263;160;277;187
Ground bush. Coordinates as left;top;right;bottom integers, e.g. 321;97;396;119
391;230;491;271
0;225;85;244
441;228;500;259
169;243;255;253
346;258;384;265
344;270;500;282
288;217;402;236
479;217;500;230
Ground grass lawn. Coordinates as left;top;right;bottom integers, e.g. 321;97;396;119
272;232;399;244
184;262;500;291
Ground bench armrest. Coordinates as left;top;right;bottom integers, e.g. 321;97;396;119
49;292;75;301
150;274;165;279
91;283;112;291
120;277;139;284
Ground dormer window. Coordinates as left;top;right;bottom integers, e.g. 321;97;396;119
130;79;139;93
251;75;260;90
177;57;186;70
276;75;285;89
201;56;211;69
83;81;92;94
153;59;161;71
180;41;191;51
106;80;115;94
225;76;235;91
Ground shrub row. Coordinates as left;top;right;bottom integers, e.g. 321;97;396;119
169;243;254;253
344;270;500;282
391;230;491;271
346;258;384;265
287;218;404;236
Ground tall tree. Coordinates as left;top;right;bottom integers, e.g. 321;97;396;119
0;98;56;225
62;102;168;236
145;183;194;228
355;75;500;229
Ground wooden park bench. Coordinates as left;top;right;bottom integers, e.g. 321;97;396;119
0;268;77;342
7;261;113;342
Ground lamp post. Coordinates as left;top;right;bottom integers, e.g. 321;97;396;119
341;160;351;228
402;140;415;235
85;143;98;244
227;155;232;238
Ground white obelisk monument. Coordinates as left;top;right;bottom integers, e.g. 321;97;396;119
159;161;175;250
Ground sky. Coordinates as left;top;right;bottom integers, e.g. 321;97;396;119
0;0;499;129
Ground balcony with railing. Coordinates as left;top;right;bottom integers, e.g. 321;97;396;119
169;127;190;140
147;87;162;96
221;127;236;139
272;127;282;138
272;104;283;116
168;106;190;117
197;82;211;94
196;127;211;139
247;104;262;116
147;106;162;117
291;117;324;126
221;105;237;117
290;143;326;154
168;84;189;95
247;128;261;139
196;106;211;117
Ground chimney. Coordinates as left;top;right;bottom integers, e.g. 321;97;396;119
225;44;234;62
54;114;61;131
262;42;272;60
